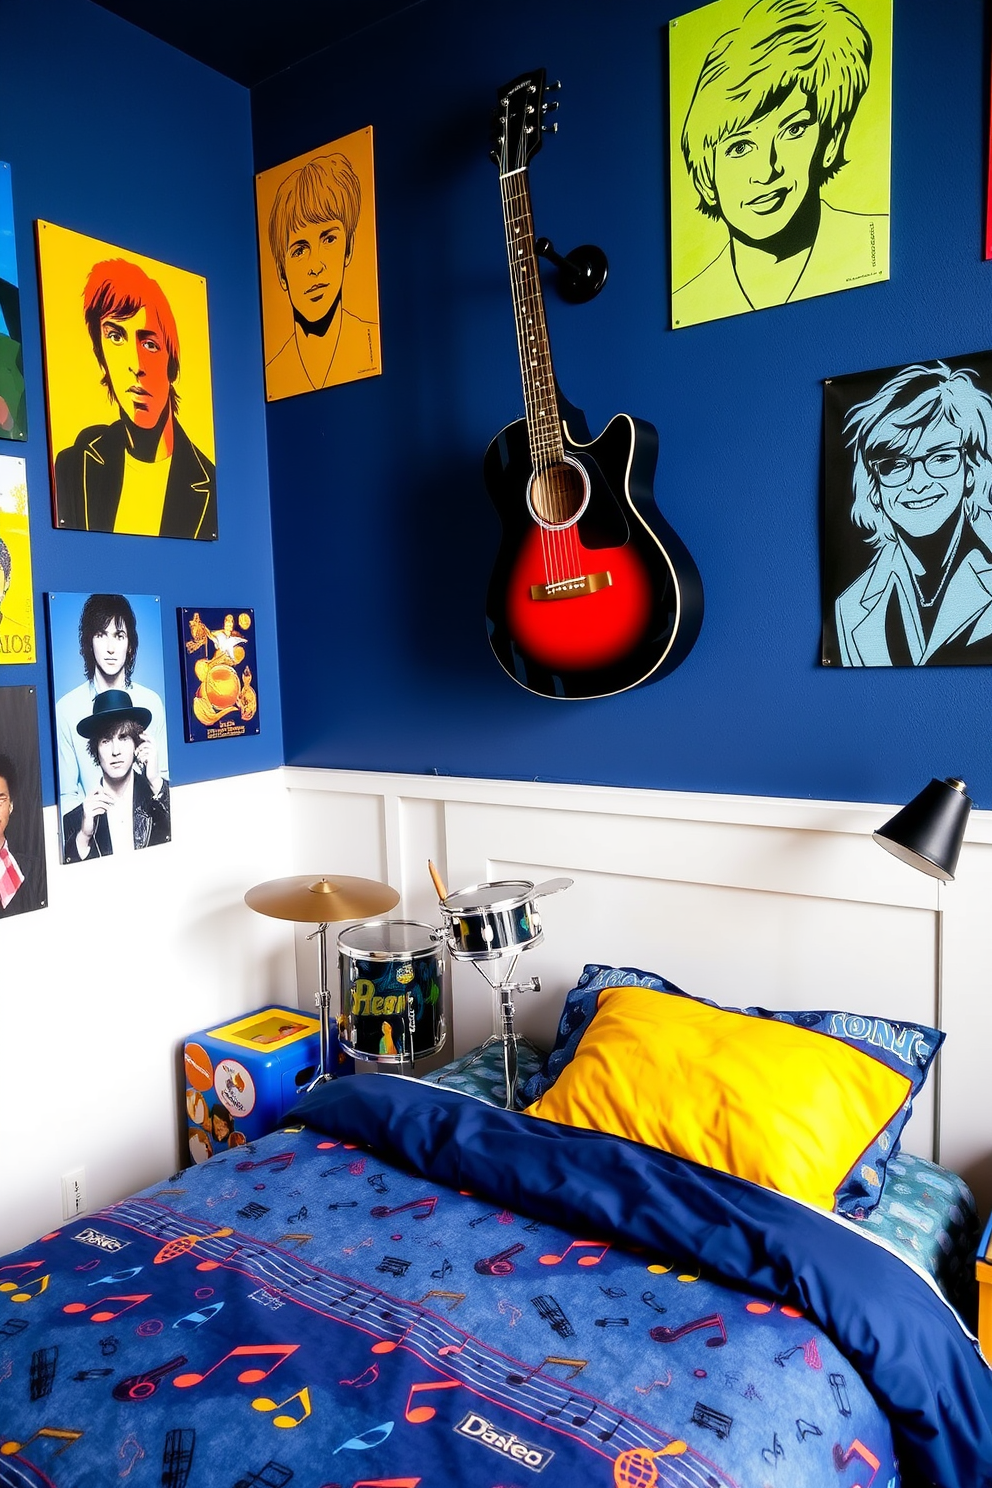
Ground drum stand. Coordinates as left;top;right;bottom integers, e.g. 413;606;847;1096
451;953;540;1110
306;922;337;1089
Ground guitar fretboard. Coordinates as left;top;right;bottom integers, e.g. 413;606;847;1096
500;167;565;477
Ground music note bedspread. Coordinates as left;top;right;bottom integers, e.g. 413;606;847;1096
0;1078;984;1487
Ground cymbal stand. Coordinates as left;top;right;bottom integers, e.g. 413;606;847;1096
305;922;335;1089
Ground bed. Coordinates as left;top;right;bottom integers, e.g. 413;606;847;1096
1;964;990;1488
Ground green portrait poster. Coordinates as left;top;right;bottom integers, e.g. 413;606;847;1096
669;0;892;329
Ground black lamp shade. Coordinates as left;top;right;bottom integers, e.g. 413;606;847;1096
873;777;973;881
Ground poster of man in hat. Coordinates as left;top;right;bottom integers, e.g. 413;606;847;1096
48;591;171;862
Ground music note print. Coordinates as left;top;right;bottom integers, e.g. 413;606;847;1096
0;1260;44;1288
538;1240;610;1267
153;1227;234;1265
649;1313;727;1348
505;1354;588;1385
474;1243;525;1276
87;1267;144;1287
404;1379;460;1423
415;1290;466;1311
252;1385;312;1427
833;1439;880;1487
63;1293;151;1323
372;1320;415;1356
370;1197;438;1221
172;1343;299;1388
646;1258;700;1282
235;1152;296;1173
117;1432;145;1477
635;1374;673;1395
351;1480;420;1487
113;1355;188;1401
0;1427;83;1458
333;1422;394;1453
340;1364;380;1388
1;1273;49;1303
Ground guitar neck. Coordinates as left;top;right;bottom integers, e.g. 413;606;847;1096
500;165;565;473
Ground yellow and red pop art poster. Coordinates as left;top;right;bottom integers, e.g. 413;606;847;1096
255;126;382;400
0;456;36;665
36;221;217;540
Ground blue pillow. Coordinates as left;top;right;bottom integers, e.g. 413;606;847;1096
521;963;943;1217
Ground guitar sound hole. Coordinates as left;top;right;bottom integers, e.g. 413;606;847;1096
529;459;589;527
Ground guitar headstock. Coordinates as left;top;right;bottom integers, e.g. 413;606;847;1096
490;70;560;175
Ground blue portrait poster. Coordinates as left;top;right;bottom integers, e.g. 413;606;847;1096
47;591;172;862
822;351;992;667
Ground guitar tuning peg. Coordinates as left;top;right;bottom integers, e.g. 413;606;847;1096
546;79;562;91
542;122;559;134
542;99;560;113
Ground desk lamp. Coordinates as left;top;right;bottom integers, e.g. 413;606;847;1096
873;777;973;1161
245;874;400;1086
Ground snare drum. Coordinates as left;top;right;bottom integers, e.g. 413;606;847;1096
337;920;445;1065
440;878;572;962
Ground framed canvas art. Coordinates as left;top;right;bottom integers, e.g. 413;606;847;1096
0;162;26;442
0;685;47;917
36;221;217;540
669;0;892;329
256;126;381;400
179;607;260;742
0;455;36;664
822;351;992;667
48;591;171;862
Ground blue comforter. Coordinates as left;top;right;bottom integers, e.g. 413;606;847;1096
291;1075;992;1487
0;1075;987;1488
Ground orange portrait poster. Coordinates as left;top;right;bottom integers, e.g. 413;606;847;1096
36;221;217;541
255;126;382;400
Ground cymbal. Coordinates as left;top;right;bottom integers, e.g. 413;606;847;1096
245;873;400;923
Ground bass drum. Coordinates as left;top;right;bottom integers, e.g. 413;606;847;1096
337;919;445;1065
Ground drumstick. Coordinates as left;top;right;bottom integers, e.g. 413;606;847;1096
427;860;448;901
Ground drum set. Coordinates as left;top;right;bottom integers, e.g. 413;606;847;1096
245;869;572;1108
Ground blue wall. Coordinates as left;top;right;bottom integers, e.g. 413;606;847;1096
255;0;992;807
2;0;283;803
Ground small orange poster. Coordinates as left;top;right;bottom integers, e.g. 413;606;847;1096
256;126;382;400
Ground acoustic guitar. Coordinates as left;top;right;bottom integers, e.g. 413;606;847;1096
484;69;703;700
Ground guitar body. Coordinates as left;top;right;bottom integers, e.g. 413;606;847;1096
484;391;703;699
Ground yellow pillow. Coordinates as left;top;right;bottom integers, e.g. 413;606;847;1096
524;986;912;1211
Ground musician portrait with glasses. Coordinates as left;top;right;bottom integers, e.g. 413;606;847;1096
833;360;992;666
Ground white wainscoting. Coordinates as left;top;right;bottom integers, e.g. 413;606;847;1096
0;770;299;1256
285;768;992;1218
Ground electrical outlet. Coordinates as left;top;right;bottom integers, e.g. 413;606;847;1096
61;1167;86;1220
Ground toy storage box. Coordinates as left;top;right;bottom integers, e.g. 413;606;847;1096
183;1005;322;1164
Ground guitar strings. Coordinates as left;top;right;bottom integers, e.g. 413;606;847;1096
501;163;584;594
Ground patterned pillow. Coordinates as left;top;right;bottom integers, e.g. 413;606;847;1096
521;964;943;1216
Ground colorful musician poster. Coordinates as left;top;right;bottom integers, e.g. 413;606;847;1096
0;685;47;918
255;126;382;400
821;350;992;667
986;59;992;259
0;456;36;665
0;163;26;442
48;591;171;862
178;606;260;742
669;0;892;329
36;221;217;540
